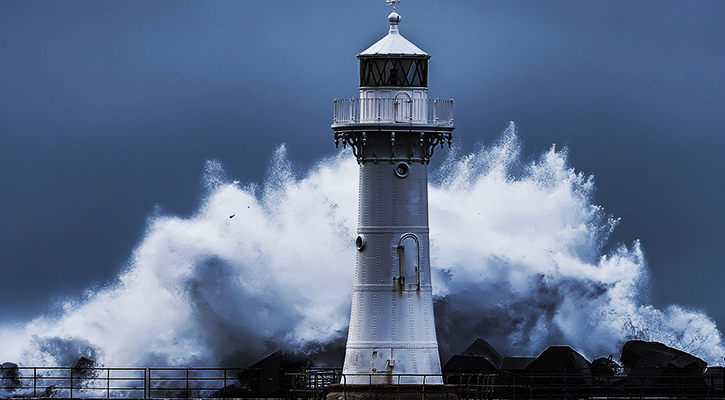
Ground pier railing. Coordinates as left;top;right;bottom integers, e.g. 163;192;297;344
3;366;725;399
333;98;453;126
290;369;725;400
0;367;242;398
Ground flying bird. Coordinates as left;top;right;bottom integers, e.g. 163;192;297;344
229;214;235;218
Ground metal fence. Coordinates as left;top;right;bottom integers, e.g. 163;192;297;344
0;367;242;398
290;369;725;400
3;367;725;399
147;368;243;398
444;370;724;400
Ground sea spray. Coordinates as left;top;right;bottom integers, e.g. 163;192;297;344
429;123;725;363
0;124;722;367
1;148;358;367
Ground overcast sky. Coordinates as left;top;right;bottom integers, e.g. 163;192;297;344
1;0;724;335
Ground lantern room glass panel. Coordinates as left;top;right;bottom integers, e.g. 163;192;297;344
359;57;428;87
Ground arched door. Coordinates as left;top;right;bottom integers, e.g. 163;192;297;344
394;91;413;122
397;234;420;290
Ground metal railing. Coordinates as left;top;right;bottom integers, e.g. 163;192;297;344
288;368;342;400
0;367;242;398
333;98;453;126
3;367;725;399
289;369;725;400
147;368;243;398
0;367;146;398
289;371;445;400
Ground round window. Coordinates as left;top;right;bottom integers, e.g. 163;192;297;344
355;235;366;251
394;162;410;178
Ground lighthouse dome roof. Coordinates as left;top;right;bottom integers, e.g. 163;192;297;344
358;11;428;57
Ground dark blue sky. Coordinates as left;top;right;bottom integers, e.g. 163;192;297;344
1;0;724;332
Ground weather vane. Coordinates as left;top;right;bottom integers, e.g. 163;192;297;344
386;0;400;9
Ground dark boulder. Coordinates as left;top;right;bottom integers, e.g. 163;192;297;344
443;338;501;377
525;346;592;376
591;355;620;377
524;346;593;399
460;338;503;369
621;340;706;370
621;340;707;396
1;362;21;388
500;357;536;372
443;355;498;375
237;350;313;398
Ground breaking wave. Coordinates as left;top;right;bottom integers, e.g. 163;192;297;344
1;122;722;367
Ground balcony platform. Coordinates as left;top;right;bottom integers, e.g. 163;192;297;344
332;98;454;129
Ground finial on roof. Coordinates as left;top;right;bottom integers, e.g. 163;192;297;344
386;0;401;34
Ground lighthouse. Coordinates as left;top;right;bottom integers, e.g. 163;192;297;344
332;4;454;385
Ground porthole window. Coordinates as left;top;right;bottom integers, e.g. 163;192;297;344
395;162;410;178
356;235;366;251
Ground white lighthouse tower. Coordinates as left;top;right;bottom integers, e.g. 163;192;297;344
332;4;454;385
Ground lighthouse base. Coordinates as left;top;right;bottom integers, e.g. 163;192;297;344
325;384;458;400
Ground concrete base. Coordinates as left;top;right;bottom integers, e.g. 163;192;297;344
326;384;457;400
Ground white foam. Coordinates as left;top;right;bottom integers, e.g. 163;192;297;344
1;124;722;367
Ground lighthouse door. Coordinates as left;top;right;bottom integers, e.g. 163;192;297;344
397;234;420;290
394;92;413;122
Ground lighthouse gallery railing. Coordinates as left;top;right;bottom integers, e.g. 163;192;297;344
333;98;453;125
